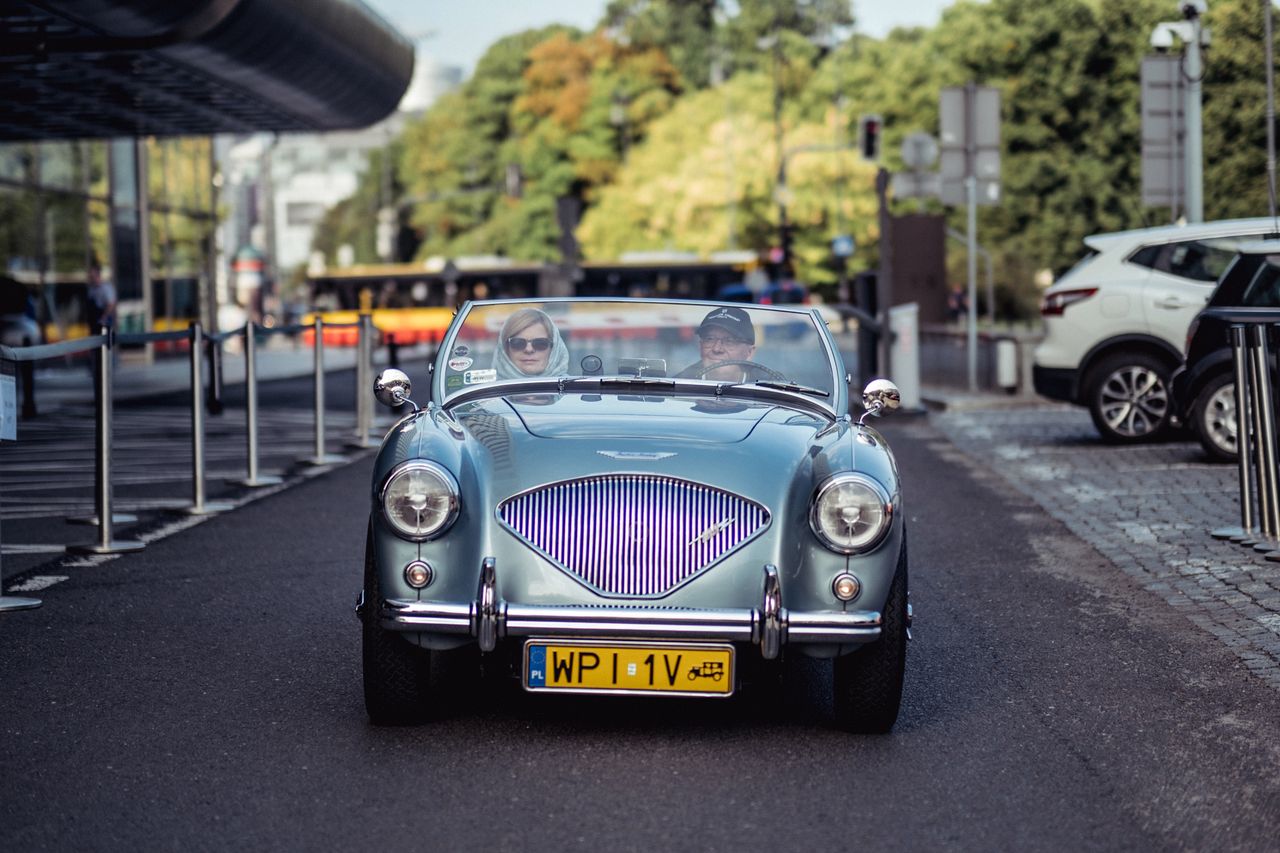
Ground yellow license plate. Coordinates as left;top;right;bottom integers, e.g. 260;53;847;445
523;640;734;697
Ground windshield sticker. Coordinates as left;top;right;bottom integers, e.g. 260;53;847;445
448;357;473;371
453;345;470;357
446;375;464;391
464;369;497;385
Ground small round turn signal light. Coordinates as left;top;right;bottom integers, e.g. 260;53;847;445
832;573;861;602
404;560;434;589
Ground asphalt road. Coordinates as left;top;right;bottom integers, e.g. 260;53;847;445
2;405;1279;851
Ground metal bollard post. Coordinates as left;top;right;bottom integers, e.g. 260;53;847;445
185;324;232;515
68;330;144;554
205;335;224;416
346;313;377;449
1214;325;1260;542
67;329;137;526
306;318;345;466
1249;324;1280;552
233;322;281;488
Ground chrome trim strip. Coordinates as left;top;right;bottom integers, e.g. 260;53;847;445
477;557;498;652
761;565;782;660
378;599;882;645
785;610;882;643
380;600;473;632
505;604;754;641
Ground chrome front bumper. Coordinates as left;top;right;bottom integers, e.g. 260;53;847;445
364;560;883;659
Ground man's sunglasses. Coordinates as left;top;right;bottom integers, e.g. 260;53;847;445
698;333;748;347
506;336;552;352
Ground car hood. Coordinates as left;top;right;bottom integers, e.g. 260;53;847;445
500;392;775;443
425;391;857;501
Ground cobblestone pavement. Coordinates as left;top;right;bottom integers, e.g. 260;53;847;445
926;402;1280;691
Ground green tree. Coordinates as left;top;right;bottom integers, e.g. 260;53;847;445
604;0;719;88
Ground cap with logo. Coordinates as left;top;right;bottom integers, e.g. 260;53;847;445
697;306;755;344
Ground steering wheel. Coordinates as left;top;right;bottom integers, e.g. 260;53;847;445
693;360;789;381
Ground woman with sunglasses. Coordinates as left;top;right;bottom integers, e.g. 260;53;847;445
492;307;570;379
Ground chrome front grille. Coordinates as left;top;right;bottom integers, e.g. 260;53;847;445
498;475;770;597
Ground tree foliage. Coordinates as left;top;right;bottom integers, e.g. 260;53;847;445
318;0;1280;318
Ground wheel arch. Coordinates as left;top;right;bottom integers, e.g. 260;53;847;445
1078;335;1182;402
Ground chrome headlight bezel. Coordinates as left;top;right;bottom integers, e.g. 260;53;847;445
809;472;893;555
379;460;460;542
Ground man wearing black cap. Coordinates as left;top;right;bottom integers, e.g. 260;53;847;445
677;306;764;381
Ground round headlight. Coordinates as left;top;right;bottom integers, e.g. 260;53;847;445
381;461;459;541
809;473;892;554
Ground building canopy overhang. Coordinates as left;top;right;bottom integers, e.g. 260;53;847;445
0;0;415;140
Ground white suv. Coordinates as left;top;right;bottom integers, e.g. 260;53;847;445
1034;218;1279;443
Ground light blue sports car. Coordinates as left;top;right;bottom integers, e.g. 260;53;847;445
357;297;909;731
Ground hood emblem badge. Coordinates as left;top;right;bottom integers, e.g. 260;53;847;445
597;451;677;461
689;517;735;546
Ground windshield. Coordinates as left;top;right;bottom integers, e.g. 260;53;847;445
436;299;839;404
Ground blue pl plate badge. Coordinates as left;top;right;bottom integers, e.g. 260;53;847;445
527;644;547;687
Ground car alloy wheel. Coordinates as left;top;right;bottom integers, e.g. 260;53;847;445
1192;374;1238;463
1088;354;1171;442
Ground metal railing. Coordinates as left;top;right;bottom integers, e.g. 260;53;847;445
0;315;388;613
1203;309;1280;559
917;324;1042;396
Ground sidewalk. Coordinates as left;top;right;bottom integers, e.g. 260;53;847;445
916;400;1280;693
920;384;1049;413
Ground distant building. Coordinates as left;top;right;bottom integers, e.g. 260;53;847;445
220;48;462;304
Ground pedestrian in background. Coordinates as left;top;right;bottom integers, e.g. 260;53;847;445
86;261;117;335
85;261;118;385
946;283;968;324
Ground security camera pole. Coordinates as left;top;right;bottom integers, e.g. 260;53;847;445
1148;1;1208;222
1181;1;1206;223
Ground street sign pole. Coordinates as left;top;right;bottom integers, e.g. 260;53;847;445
965;83;979;392
941;81;1000;392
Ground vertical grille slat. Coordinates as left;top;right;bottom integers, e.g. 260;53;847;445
498;475;770;597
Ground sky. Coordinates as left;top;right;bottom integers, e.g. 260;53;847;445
366;0;956;77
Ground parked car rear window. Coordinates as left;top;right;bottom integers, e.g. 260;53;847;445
1128;244;1162;270
1240;257;1280;307
1166;240;1239;282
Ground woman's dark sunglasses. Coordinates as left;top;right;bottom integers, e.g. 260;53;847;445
506;336;552;352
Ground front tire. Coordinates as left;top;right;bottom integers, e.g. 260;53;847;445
362;524;433;725
832;539;908;733
1191;372;1238;463
1085;352;1173;444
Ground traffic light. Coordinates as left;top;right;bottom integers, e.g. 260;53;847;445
858;114;882;162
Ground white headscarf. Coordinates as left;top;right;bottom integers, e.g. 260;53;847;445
492;308;570;380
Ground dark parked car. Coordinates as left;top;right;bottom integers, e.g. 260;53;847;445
1172;242;1280;462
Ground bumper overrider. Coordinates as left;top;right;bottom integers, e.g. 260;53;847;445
362;560;894;659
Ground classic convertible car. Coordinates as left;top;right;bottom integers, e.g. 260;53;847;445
357;297;910;732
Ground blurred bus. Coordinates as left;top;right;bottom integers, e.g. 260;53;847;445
303;252;762;346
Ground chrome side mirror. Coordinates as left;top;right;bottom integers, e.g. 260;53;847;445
859;378;901;425
374;368;416;410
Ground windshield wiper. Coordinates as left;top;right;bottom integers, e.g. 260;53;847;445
752;380;830;398
597;376;676;389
